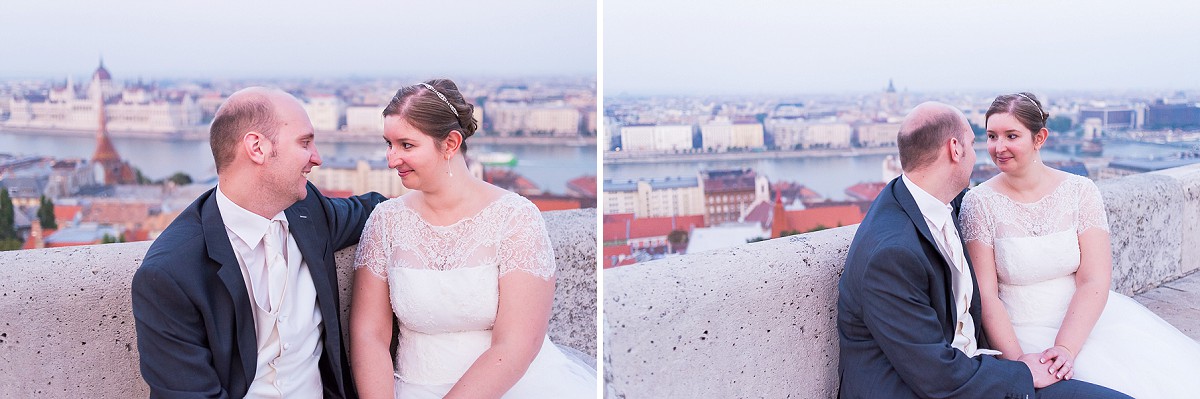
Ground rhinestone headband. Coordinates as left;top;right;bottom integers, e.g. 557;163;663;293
418;83;460;117
1016;93;1044;116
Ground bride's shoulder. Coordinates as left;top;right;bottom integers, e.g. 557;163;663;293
369;196;411;218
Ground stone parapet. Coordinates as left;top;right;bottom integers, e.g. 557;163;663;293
0;209;597;398
604;164;1200;398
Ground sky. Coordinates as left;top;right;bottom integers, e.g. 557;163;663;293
605;0;1200;96
0;0;596;80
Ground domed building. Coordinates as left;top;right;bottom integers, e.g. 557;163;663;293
3;59;201;133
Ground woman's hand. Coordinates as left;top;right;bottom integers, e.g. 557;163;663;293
1040;345;1075;380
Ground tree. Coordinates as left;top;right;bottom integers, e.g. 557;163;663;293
667;230;689;253
0;186;22;251
38;195;57;230
1047;115;1072;134
101;233;125;244
0;186;16;240
166;172;193;186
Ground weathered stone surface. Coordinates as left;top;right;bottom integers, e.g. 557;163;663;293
0;209;597;398
1099;173;1184;295
604;226;855;398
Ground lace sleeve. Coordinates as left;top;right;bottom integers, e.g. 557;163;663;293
353;205;391;280
497;199;557;280
959;190;995;247
1077;179;1110;234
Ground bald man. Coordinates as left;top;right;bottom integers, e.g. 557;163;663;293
836;102;1130;398
133;88;385;398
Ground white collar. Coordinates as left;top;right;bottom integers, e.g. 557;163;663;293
214;185;288;247
901;174;953;231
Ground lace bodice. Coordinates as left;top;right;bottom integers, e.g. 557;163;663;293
352;192;558;385
959;174;1110;325
354;192;557;280
960;173;1109;248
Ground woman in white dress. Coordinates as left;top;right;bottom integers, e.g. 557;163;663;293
349;79;596;399
961;92;1200;398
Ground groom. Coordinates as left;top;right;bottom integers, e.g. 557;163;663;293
836;102;1129;398
132;87;385;398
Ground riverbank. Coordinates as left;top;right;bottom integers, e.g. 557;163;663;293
604;146;901;164
0;125;596;146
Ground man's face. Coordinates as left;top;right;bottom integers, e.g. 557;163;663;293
262;95;321;204
957;126;977;190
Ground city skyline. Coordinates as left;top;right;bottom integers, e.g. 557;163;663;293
606;0;1200;96
0;0;596;80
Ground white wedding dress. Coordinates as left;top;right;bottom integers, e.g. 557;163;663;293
961;174;1200;398
354;192;596;398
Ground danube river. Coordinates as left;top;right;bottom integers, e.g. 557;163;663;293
604;142;1186;200
0;130;597;194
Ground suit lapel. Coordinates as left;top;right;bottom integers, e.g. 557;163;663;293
284;203;345;389
200;192;259;386
891;179;957;333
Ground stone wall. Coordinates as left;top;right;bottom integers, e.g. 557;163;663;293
604;164;1200;398
0;209;597;398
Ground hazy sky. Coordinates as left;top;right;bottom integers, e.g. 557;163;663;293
0;0;596;80
605;0;1200;95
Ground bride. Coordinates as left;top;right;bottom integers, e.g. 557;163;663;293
349;79;596;398
961;92;1200;397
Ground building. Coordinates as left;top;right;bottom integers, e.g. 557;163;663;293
1079;106;1138;132
619;124;693;152
1145;103;1200;130
303;94;345;132
5;60;201;133
485;101;581;137
345;104;386;132
700;169;769;226
855;122;900;148
90;96;138;185
603;176;705;218
766;118;852;150
699;119;765;151
308;159;411;198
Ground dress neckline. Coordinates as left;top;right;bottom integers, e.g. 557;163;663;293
978;173;1075;205
398;191;517;229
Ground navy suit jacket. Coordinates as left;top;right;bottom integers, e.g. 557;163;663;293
837;177;1034;398
132;182;385;399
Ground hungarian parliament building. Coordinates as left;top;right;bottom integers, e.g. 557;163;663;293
4;60;201;133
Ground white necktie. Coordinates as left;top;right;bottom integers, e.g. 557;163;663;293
262;220;289;313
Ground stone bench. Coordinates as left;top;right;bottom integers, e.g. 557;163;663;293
0;208;597;397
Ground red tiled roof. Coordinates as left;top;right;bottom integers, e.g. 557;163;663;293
742;199;773;228
602;213;634;224
603;244;631;259
82;201;150;225
529;197;581;211
778;205;863;236
566;175;598;197
845;182;887;202
317;187;355;198
603;215;706;241
54;205;83;224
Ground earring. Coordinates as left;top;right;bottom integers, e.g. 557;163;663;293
446;155;453;177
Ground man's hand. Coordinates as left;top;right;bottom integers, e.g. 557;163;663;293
1018;352;1062;388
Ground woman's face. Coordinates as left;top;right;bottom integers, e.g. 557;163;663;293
383;115;445;192
985;112;1043;173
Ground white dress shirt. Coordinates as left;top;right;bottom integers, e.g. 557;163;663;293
215;187;324;398
901;175;1001;358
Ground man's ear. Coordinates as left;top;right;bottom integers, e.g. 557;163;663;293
244;131;270;165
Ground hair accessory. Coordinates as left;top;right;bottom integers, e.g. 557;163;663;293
418;82;460;117
1016;93;1044;117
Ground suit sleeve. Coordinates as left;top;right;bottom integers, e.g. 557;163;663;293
132;265;229;399
318;187;387;251
859;245;1034;398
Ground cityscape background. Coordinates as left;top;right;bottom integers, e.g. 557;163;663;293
0;1;597;251
601;1;1200;267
